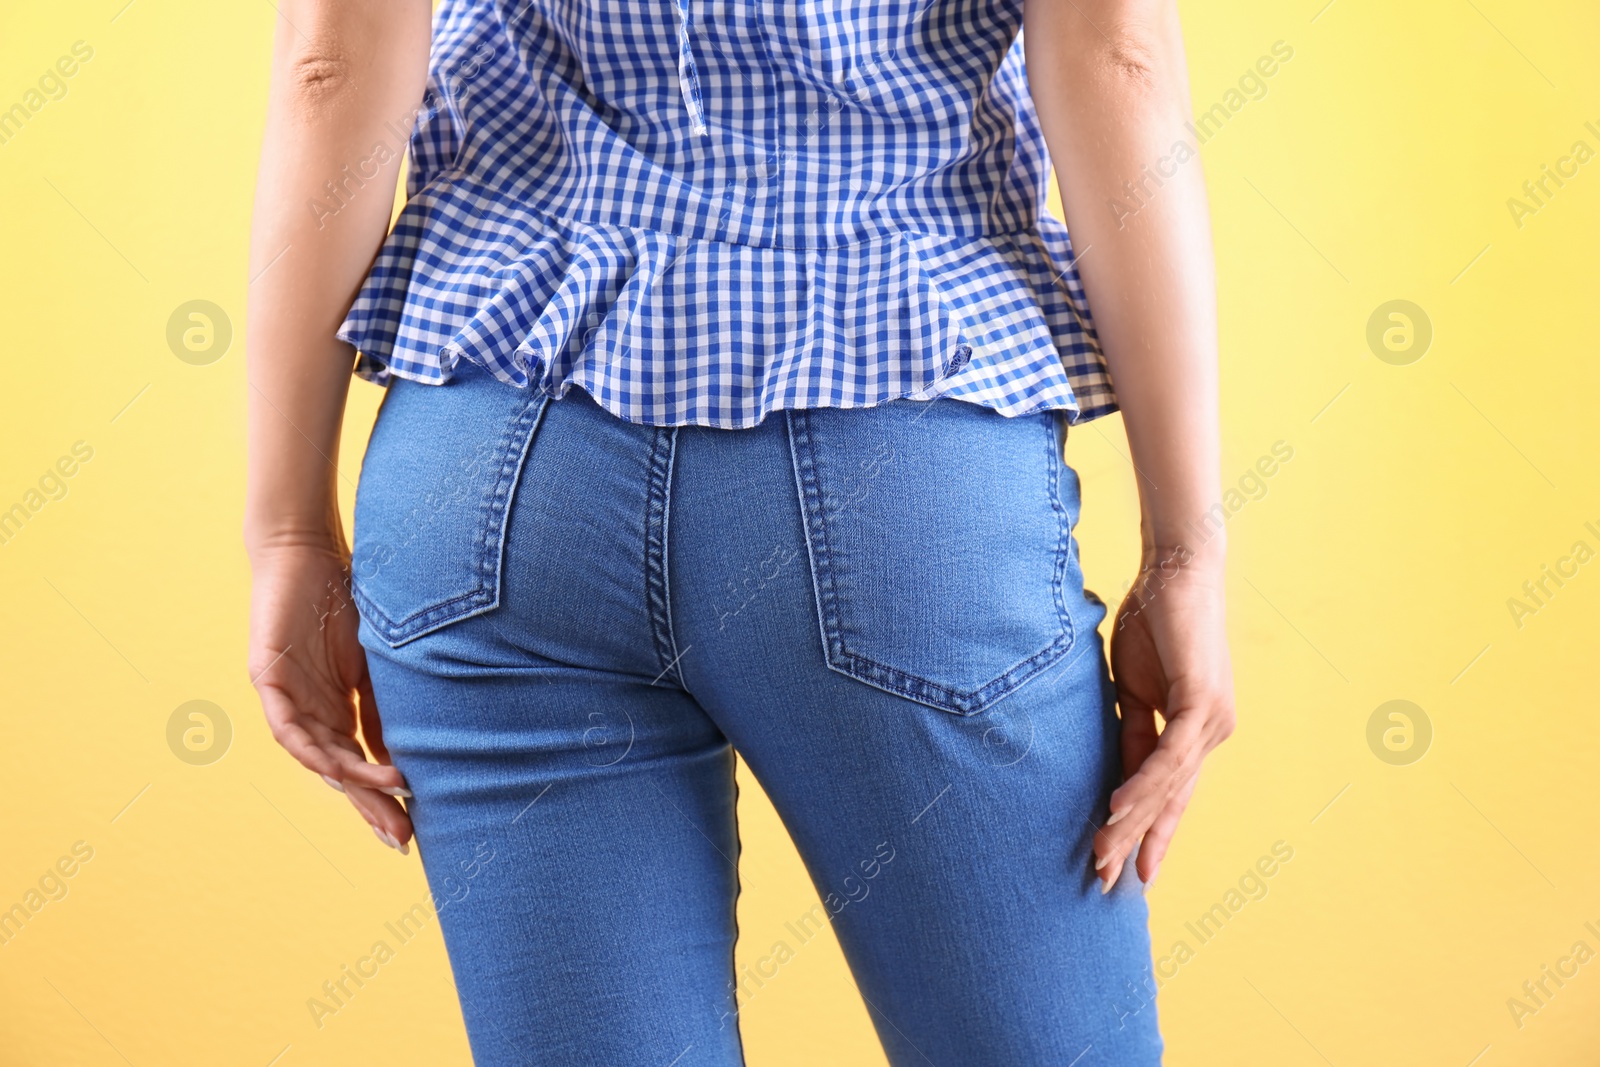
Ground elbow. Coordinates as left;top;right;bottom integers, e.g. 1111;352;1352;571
286;45;356;113
268;0;433;115
1098;31;1161;93
1029;0;1180;97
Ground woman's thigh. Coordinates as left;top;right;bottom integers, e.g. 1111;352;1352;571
670;398;1164;1066
362;655;744;1065
352;370;747;1066
361;654;745;1066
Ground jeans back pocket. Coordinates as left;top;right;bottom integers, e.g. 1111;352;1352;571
785;400;1076;715
351;366;551;647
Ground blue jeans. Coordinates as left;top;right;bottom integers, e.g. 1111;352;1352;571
352;360;1163;1066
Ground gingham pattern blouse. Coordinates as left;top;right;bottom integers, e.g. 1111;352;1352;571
336;0;1116;429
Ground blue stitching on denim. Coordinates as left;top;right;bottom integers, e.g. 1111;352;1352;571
1045;409;1075;653
644;426;683;686
784;409;838;683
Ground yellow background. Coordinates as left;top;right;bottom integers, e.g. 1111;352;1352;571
2;0;1597;1063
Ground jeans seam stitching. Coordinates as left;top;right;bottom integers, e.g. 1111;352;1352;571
1045;410;1077;649
660;426;686;682
786;409;841;674
644;426;682;685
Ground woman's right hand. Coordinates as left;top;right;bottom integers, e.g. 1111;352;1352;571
1097;550;1235;891
246;537;414;852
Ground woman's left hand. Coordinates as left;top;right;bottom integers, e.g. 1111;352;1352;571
246;538;414;851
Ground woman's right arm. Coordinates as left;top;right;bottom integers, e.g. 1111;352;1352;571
1024;0;1236;891
244;0;432;848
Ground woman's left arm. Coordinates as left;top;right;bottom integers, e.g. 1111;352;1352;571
1023;0;1235;891
244;0;433;848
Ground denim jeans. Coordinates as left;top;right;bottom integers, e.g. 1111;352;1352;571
351;360;1163;1066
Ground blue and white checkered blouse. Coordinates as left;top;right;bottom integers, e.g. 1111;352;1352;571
336;0;1115;429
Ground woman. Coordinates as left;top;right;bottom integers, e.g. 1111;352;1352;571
244;0;1233;1062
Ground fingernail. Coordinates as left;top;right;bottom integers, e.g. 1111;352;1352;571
372;824;406;854
374;825;409;857
1094;853;1111;871
1105;808;1127;827
1100;874;1115;895
381;786;414;799
1143;869;1159;893
321;775;345;793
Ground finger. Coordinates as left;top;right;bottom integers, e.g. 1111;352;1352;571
1094;835;1129;895
1095;714;1208;889
1134;776;1197;886
1093;680;1161;893
356;669;393;767
260;682;409;795
1110;711;1207;822
258;685;346;780
344;784;414;853
296;715;410;794
1116;698;1160;785
273;717;404;796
